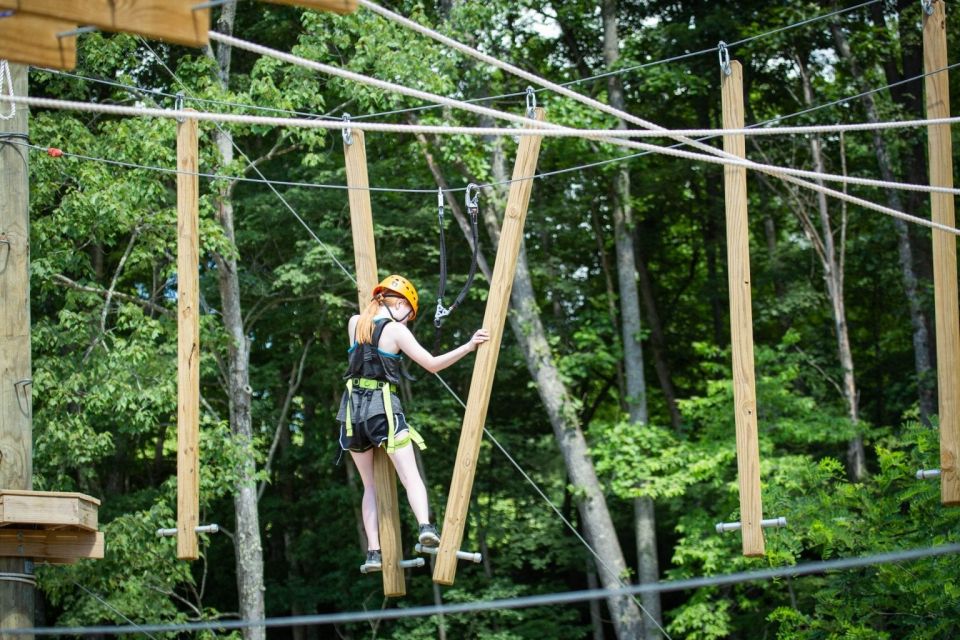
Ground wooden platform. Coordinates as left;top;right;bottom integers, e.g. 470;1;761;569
0;490;103;563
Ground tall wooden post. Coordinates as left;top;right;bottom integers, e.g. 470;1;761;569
433;108;546;585
0;62;35;634
342;127;406;597
923;0;960;505
177;112;200;559
721;61;765;557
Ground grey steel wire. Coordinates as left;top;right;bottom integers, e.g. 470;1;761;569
11;543;959;636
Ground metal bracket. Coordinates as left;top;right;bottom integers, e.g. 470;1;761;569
525;86;537;118
715;516;787;534
56;25;99;39
0;237;10;275
342;113;353;146
916;468;941;479
193;0;236;9
360;557;425;574
718;41;732;76
156;524;220;537
415;543;482;564
13;379;31;417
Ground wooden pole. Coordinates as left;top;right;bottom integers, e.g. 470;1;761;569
342;127;405;597
176;112;200;560
721;61;765;557
433;108;546;586
923;0;960;506
0;61;34;634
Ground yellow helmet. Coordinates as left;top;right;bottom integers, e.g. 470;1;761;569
373;274;419;320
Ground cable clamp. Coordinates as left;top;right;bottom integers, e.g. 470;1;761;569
921;0;934;16
525;86;537;118
175;92;185;123
0;59;14;120
718;41;732;76
13;378;32;417
437;186;445;218
342;113;353;146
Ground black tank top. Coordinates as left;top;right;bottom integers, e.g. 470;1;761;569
343;318;402;384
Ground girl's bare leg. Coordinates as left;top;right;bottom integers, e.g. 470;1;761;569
350;449;380;549
388;444;430;524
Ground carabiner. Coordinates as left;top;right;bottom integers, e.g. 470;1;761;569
465;183;479;213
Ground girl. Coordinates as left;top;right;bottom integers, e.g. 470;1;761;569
337;274;489;569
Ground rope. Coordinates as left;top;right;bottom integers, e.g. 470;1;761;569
10;543;958;636
0;58;15;120
136;37;357;287
355;1;959;235
5;93;959;205
21;61;960;199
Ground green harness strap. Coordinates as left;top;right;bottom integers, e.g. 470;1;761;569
344;378;425;453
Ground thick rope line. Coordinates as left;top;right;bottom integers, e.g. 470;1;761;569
32;61;960;199
357;1;950;238
6;93;959;207
14;543;959;636
207;29;956;234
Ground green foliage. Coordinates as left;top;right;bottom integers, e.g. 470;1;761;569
18;0;960;636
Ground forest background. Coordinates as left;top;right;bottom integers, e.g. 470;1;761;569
10;0;960;638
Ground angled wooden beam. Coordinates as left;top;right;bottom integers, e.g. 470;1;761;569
258;0;357;15
0;529;104;561
0;12;76;70
923;0;960;506
0;0;209;46
433;107;546;586
177;111;200;560
721;61;765;557
343;126;406;598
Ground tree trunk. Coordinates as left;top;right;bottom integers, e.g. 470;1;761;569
602;1;663;635
797;55;866;481
831;22;935;425
635;248;682;431
208;5;266;637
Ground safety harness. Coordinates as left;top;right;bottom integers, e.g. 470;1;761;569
342;321;426;453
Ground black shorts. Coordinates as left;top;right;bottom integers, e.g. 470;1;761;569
339;413;411;452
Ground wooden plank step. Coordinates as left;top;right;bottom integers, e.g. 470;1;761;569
0;490;99;531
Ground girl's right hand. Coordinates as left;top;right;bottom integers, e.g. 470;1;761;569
469;329;490;350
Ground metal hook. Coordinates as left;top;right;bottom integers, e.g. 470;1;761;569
921;0;934;15
718;41;732;76
525;86;537;118
464;183;479;213
342;113;353;146
0;237;10;275
13;379;31;417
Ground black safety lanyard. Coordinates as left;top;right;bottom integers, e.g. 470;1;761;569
433;184;480;340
